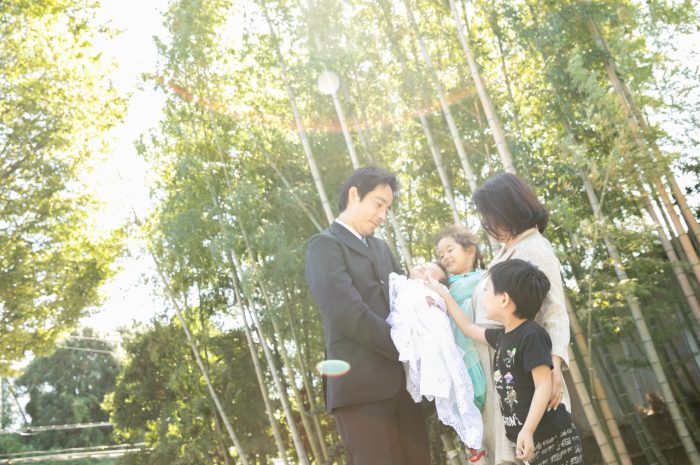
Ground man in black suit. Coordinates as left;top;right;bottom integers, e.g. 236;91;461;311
305;167;431;465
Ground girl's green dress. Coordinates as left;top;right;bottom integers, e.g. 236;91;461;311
448;270;487;409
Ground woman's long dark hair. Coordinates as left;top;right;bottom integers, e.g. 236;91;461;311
472;172;549;241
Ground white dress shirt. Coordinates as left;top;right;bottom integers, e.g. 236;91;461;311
335;218;364;242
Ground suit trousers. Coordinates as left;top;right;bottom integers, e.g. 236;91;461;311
333;386;431;465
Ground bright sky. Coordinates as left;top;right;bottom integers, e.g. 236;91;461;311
80;0;169;336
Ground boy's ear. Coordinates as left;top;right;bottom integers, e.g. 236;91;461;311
500;291;512;309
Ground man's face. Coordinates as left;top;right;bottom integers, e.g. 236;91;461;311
343;184;393;236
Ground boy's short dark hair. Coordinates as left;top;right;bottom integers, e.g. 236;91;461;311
338;166;398;212
489;259;551;320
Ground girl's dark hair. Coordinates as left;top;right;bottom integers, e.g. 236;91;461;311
338;166;397;212
489;259;550;320
434;225;485;270
472;173;549;241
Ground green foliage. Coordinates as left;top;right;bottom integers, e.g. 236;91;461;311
0;0;126;373
109;321;274;465
8;328;120;464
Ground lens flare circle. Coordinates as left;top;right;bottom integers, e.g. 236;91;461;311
316;359;351;377
317;70;340;95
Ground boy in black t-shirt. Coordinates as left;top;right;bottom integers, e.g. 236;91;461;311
428;259;582;465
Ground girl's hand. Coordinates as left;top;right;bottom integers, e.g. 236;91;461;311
424;279;447;297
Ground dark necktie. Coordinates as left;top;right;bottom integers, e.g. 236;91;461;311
360;236;368;247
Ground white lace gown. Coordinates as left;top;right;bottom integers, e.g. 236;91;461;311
387;273;483;450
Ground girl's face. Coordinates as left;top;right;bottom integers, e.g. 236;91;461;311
436;237;476;275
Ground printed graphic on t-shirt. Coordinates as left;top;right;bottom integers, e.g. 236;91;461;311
504;388;518;410
496;358;521;428
504;348;516;368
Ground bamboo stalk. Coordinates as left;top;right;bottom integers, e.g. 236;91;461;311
566;295;632;465
282;293;331;462
418;110;461;223
400;0;478;192
655;182;700;285
597;340;668;465
641;193;700;324
216;258;292;465
264;153;324;233
239;234;326;464
567;348;619;465
228;249;312;465
241;308;291;465
582;176;700;465
440;433;463;465
203;153;314;464
447;0;515;173
149;250;250;465
584;15;700;255
261;1;334;224
377;1;460;223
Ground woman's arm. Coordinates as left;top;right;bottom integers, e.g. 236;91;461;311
426;280;486;343
549;355;564;410
516;364;552;462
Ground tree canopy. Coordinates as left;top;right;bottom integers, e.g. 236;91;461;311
0;0;125;374
1;0;699;464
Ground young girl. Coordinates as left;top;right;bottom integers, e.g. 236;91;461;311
388;262;484;452
435;226;488;463
435;225;487;408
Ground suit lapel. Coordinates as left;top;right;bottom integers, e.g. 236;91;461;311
330;222;394;311
330;221;374;260
368;237;393;307
330;222;386;285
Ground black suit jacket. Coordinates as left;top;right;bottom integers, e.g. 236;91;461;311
305;221;404;411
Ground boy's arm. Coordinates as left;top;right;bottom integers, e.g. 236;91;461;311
426;279;486;343
516;364;552;462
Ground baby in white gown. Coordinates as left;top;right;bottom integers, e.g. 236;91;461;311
388;263;484;450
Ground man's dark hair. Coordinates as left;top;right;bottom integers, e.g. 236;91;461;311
472;172;549;241
488;259;550;320
338;166;398;212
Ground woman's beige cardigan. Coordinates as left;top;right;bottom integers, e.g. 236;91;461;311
471;228;571;465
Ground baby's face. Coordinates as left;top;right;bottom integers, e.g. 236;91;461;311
410;263;447;283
